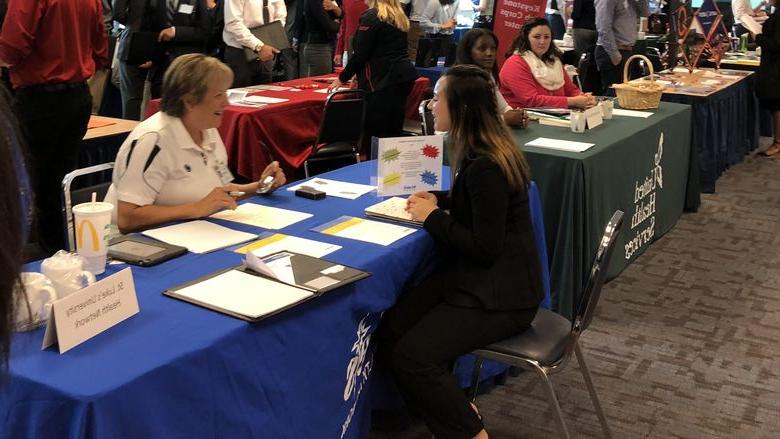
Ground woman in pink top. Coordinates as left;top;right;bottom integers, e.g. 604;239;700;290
499;17;595;110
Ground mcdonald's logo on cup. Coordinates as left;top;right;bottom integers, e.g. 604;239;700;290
72;202;114;275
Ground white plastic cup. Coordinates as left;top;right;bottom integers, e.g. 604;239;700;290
14;272;57;331
600;99;614;119
72;202;113;274
570;111;586;133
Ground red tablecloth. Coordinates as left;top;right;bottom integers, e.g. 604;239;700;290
145;74;430;180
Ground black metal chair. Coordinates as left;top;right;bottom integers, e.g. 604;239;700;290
61;162;115;252
303;89;367;178
577;51;603;95
469;210;624;439
419;99;434;135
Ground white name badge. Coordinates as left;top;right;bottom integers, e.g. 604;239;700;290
178;3;194;14
42;268;140;354
584;105;603;129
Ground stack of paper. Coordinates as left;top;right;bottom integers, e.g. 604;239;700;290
314;216;416;246
525;137;595;153
234;233;342;258
364;197;422;226
210;203;312;229
243;95;289;104
287;178;375;199
142;220;256;253
612;109;653;118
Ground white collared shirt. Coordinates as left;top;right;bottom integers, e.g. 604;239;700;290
224;0;288;50
110;112;233;211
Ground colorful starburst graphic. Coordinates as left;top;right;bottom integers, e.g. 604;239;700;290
383;172;401;186
420;144;440;159
420;170;438;186
381;148;401;162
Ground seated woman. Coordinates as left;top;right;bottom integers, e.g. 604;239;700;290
499;17;595;110
109;54;285;233
378;65;543;439
452;28;528;128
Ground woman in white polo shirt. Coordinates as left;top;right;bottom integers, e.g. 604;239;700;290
109;54;285;233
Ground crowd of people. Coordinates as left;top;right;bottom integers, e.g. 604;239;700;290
0;0;778;438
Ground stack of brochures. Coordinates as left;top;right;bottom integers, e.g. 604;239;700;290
364;197;423;226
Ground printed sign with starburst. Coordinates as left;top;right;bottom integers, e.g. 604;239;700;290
373;135;444;197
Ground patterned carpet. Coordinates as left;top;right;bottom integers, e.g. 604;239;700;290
370;142;780;438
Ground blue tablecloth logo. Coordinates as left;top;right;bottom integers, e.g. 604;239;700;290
341;313;379;437
625;133;664;260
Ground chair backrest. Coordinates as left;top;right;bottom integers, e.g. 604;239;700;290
315;89;367;148
577;52;602;95
419;99;434;135
573;210;624;333
62;162;114;252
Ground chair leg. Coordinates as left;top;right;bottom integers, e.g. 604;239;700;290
304;160;310;178
469;356;484;402
574;340;613;439
529;363;571;439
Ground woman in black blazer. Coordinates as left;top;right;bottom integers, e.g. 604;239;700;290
378;65;543;439
756;0;780;157
329;0;417;154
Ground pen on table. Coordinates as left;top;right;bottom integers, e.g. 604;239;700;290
229;191;246;197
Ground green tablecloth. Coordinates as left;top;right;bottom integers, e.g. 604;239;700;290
514;102;695;319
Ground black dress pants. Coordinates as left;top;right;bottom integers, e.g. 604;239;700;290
364;80;414;157
14;84;92;253
224;46;274;87
376;270;537;438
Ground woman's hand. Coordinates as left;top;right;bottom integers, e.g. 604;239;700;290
406;193;438;222
194;187;238;217
568;93;596;109
504;109;529;128
328;78;344;93
259;161;286;193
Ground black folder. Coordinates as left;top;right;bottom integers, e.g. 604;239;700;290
243;21;291;62
122;31;163;65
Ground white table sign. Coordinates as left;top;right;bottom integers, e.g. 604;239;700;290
42;267;140;353
584;106;603;129
374;135;444;197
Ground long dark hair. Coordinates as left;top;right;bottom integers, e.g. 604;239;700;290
506;17;562;63
455;28;499;80
442;65;531;191
0;85;25;373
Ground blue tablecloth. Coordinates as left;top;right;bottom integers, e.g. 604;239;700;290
1;161;549;438
661;72;760;193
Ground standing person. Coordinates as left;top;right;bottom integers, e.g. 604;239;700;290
572;0;597;58
224;0;288;87
594;0;648;90
329;0;417;154
334;0;368;65
419;0;459;67
0;0;107;254
206;0;227;59
545;0;565;40
733;0;768;39
499;18;594;109
281;0;300;78
299;0;341;76
755;0;780;157
377;65;543;439
402;0;431;61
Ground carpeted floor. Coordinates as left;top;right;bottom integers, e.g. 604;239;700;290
370;143;780;438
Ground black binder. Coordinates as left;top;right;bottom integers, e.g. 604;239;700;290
243;21;292;62
122;31;163;65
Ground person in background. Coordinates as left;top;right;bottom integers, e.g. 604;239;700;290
0;0;107;254
224;0;288;87
546;0;566;40
108;54;285;233
0;86;29;373
378;65;543;439
499;18;594;109
452;28;528;128
281;0;300;78
418;0;458;66
206;0;227;60
401;0;431;61
594;0;648;90
733;0;768;39
571;0;596;59
334;0;368;65
755;0;780;157
329;0;417;153
299;0;341;76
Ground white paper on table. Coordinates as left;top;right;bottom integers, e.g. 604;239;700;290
364;197;420;225
313;87;351;94
230;101;267;108
234;233;342;258
740;15;763;35
287;178;376;199
171;269;312;319
525;137;595;153
142;220;256;253
612;109;654;118
319;217;416;246
249;85;292;91
210;203;312;229
243;95;289;104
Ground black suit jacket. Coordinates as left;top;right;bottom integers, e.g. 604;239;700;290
424;154;544;311
757;10;780;101
114;0;211;61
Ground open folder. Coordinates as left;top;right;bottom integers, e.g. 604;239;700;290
164;251;370;321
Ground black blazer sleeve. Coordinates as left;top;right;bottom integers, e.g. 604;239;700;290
757;13;780;54
305;0;340;35
171;0;209;44
339;10;378;81
424;157;509;266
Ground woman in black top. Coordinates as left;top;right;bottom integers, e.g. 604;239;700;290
378;65;543;439
755;0;780;157
299;0;341;76
329;0;417;154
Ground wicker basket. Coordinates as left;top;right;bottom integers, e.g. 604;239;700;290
612;54;665;110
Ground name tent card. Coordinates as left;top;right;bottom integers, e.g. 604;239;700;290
373;135;443;197
584;106;603;129
42;268;140;353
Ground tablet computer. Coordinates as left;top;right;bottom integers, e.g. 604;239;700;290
108;235;187;267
